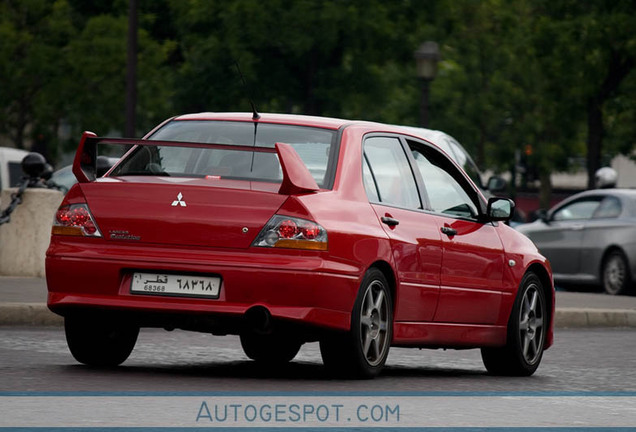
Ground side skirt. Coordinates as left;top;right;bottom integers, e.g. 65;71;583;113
392;321;507;349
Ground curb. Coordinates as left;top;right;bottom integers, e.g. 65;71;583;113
0;303;63;326
554;307;636;328
1;303;636;328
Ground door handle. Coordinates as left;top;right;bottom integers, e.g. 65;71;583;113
441;226;457;236
381;216;400;227
570;224;584;231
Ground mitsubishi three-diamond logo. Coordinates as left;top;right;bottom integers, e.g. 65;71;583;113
171;192;187;207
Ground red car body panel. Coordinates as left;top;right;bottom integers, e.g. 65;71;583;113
47;113;554;352
276;142;321;194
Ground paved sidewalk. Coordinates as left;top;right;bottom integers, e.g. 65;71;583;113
1;277;636;327
0;277;59;326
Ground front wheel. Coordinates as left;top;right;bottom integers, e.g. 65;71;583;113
65;314;139;367
481;272;546;376
602;250;632;295
320;268;393;378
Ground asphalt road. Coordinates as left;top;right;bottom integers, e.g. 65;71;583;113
2;327;636;428
2;326;635;393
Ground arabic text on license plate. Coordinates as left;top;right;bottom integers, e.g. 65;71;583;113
131;273;220;298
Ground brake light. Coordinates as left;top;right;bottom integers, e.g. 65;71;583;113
278;219;298;238
300;223;320;240
52;204;102;237
252;215;327;250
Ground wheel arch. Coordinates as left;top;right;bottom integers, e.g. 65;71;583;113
526;262;554;348
368;260;397;312
599;245;634;295
600;245;631;278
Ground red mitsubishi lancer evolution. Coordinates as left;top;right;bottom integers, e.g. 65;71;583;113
46;112;554;378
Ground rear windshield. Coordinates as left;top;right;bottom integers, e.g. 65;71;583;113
110;120;337;188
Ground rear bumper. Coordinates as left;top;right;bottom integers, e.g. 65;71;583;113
46;240;361;333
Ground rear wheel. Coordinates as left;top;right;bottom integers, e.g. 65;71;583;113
320;268;392;378
240;331;302;365
481;272;546;376
65;314;139;367
602;250;632;295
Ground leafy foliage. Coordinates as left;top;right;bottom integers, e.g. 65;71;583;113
0;0;634;195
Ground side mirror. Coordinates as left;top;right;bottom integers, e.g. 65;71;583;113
534;209;549;224
487;175;507;193
486;197;514;222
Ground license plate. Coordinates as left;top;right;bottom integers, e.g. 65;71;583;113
130;272;221;298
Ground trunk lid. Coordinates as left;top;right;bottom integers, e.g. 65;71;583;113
71;130;326;249
82;177;286;249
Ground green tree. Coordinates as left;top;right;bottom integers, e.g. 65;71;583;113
428;0;635;206
0;0;176;160
3;0;634;184
168;0;432;120
0;0;75;157
63;13;175;140
428;0;526;169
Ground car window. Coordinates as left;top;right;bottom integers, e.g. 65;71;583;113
362;156;380;202
8;162;23;187
113;121;336;188
552;198;602;221
363;137;421;209
593;196;621;219
408;141;479;219
447;138;483;188
111;145;282;182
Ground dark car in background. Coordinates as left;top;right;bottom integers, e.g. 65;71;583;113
516;189;636;295
50;156;119;193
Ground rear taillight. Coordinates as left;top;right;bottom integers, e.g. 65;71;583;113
52;204;102;237
252;215;327;251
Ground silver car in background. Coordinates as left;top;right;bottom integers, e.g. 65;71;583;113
516;189;636;295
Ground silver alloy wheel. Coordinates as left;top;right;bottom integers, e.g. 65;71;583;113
359;280;389;367
518;282;545;365
604;254;626;295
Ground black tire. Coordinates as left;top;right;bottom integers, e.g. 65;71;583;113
240;331;302;365
602;250;632;295
481;272;546;376
65;314;139;367
320;268;393;378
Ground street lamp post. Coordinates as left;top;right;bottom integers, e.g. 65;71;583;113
125;0;138;138
414;42;440;128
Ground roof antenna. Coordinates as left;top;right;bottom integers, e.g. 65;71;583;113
234;61;260;120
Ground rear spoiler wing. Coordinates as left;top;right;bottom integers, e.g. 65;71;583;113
72;131;319;195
